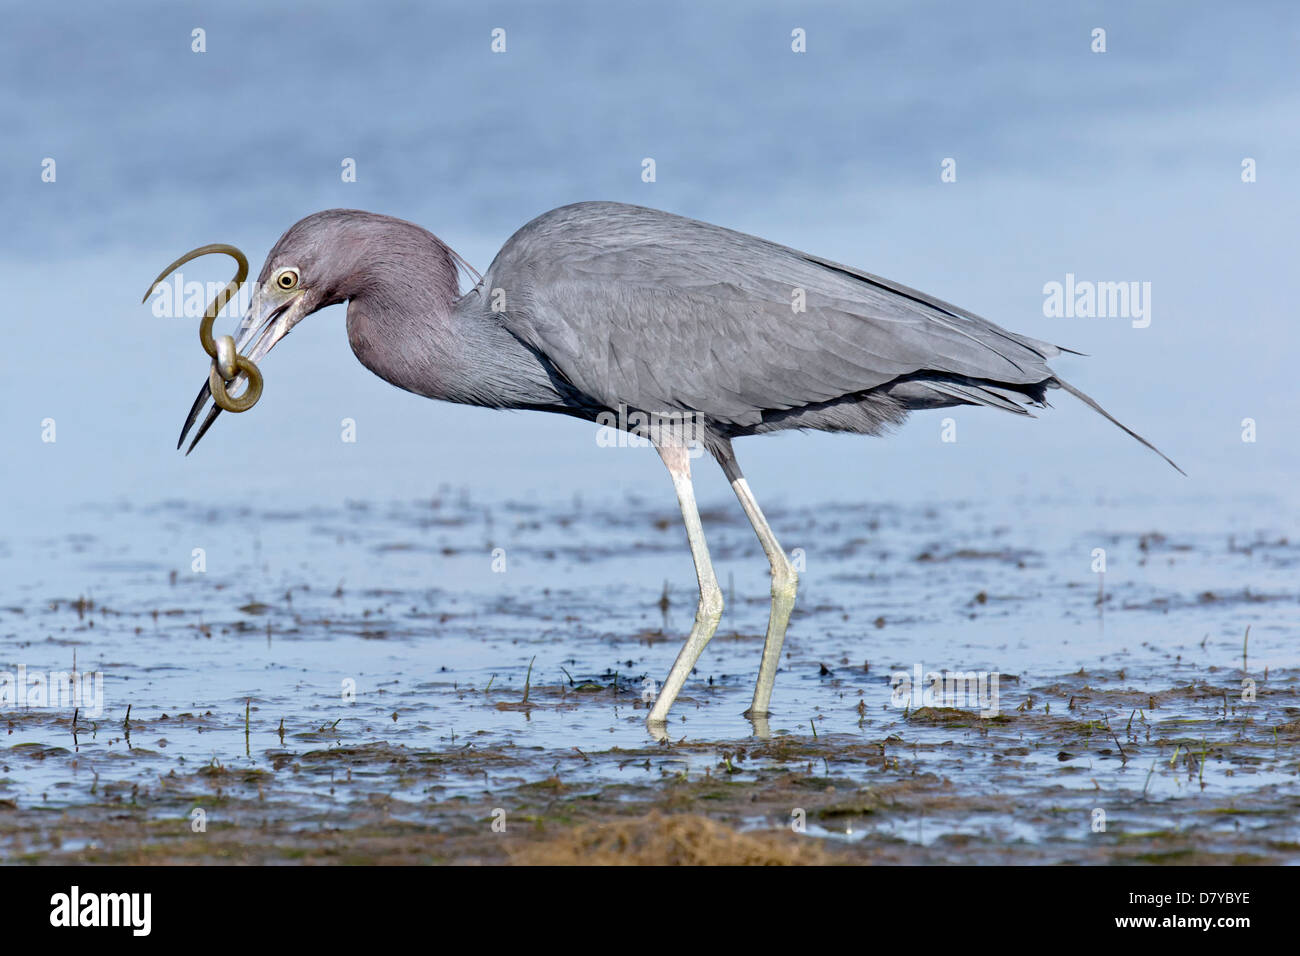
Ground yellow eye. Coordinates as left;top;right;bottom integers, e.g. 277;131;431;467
276;269;299;291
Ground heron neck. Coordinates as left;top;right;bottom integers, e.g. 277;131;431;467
345;270;560;410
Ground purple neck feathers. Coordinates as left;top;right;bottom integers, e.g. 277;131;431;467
344;226;560;410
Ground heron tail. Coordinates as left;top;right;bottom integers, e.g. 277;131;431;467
1052;377;1185;476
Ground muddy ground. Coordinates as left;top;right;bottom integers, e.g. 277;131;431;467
1;494;1297;863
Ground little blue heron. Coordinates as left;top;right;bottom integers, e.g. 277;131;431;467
177;202;1180;730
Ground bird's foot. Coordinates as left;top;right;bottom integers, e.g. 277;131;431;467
645;716;671;743
742;709;772;739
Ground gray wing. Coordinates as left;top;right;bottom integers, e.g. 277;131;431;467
486;202;1064;427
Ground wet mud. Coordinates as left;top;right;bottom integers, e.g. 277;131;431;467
1;494;1297;863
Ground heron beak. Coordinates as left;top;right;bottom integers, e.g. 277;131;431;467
177;288;306;454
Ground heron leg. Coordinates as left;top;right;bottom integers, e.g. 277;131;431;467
717;452;798;719
647;443;724;729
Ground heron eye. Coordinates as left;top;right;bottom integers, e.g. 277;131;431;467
276;269;299;291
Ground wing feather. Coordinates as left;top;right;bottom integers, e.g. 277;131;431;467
488;202;1062;426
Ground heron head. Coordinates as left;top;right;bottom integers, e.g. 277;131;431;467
177;209;472;452
176;211;372;452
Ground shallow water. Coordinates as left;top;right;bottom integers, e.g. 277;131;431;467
2;490;1297;862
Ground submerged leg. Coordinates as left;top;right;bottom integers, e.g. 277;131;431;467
647;443;724;729
715;448;798;718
